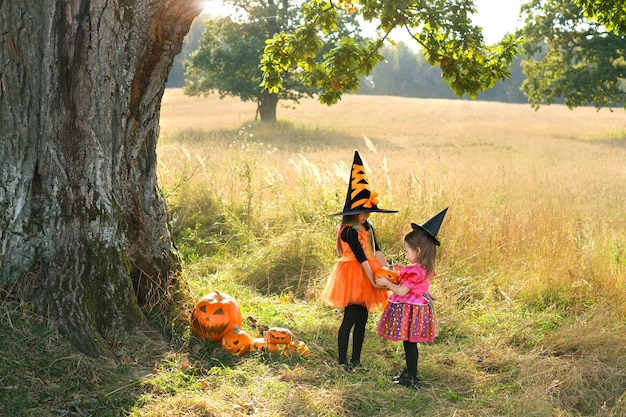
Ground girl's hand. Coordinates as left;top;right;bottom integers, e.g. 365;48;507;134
374;277;390;289
392;263;403;272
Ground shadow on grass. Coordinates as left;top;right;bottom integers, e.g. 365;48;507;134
159;120;403;153
0;300;160;416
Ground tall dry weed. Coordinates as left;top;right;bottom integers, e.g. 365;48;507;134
158;94;626;315
155;92;626;416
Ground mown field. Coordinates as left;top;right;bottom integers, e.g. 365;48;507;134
1;89;625;417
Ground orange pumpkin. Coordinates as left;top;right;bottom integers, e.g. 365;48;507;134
281;340;310;358
190;291;242;342
281;341;299;357
250;337;279;353
265;341;280;353
264;327;293;345
374;268;401;285
250;338;266;353
295;341;310;357
221;325;253;356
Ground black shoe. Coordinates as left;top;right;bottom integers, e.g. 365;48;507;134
396;373;419;390
393;369;408;382
339;362;354;372
349;360;366;371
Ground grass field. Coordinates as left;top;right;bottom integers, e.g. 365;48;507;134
1;89;625;417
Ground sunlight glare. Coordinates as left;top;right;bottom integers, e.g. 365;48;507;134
198;0;523;44
201;0;232;16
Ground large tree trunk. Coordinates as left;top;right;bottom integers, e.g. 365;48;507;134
257;90;279;123
0;0;202;357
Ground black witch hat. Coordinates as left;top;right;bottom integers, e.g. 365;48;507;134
411;207;448;246
329;151;398;216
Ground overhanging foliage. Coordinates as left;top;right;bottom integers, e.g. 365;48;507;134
260;0;520;104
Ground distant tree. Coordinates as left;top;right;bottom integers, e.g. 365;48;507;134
260;0;520;104
358;43;456;99
184;12;297;123
375;43;424;97
183;0;362;122
519;0;626;109
358;43;527;103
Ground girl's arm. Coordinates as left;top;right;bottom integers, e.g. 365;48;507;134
376;277;410;296
370;223;390;268
361;260;386;289
374;250;389;269
361;260;375;286
344;228;385;289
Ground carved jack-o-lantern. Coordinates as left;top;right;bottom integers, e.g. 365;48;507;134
221;325;253;356
250;337;266;353
280;340;310;358
374;268;401;285
295;341;310;356
281;341;299;358
190;291;242;342
264;327;293;345
250;337;279;353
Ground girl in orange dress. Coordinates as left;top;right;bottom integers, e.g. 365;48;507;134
321;151;397;370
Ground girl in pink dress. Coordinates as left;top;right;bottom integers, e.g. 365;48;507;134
376;208;448;389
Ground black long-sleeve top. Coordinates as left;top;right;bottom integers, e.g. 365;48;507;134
341;222;382;263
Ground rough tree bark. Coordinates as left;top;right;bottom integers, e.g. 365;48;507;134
0;0;202;357
257;90;278;123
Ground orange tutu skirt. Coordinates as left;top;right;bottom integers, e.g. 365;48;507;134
320;258;389;312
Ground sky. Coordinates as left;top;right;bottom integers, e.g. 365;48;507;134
472;0;525;43
201;0;526;44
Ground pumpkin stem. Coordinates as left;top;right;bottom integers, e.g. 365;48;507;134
233;324;239;334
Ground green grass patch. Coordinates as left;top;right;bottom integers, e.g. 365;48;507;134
4;98;626;416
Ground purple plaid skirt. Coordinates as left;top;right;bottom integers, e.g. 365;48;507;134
377;301;436;343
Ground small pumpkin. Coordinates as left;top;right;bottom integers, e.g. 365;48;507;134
374;268;401;285
264;341;280;353
281;340;310;358
250;338;266;353
221;325;253;356
190;291;242;342
295;341;310;357
250;337;279;353
280;341;299;358
264;327;293;345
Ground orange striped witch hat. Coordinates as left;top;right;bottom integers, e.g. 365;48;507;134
329;151;398;216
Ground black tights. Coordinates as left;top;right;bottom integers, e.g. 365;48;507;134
338;304;368;364
403;341;419;378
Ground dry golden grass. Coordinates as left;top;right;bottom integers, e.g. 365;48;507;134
3;90;625;417
155;89;626;417
160;88;624;141
160;89;257;133
159;89;626;311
